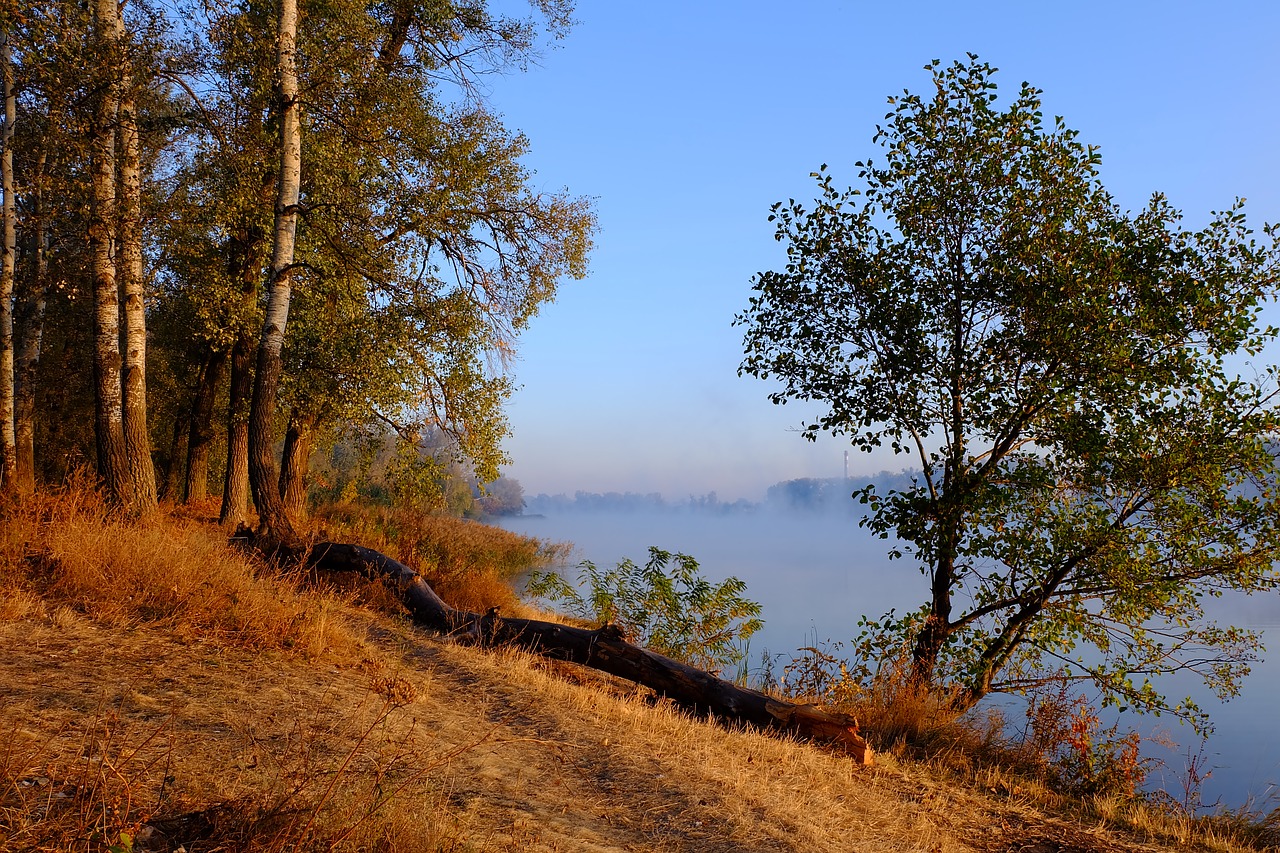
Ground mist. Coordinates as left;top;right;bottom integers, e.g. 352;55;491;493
505;496;914;660
499;485;1280;810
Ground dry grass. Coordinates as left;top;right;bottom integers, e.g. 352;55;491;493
313;502;569;614
0;614;481;851
776;645;1280;852
2;488;1273;852
0;485;364;659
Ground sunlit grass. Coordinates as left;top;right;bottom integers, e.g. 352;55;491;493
0;482;362;659
3;486;1278;852
313;502;569;614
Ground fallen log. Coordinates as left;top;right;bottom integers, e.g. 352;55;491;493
303;540;872;764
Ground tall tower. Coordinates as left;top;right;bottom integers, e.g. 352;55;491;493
844;450;849;480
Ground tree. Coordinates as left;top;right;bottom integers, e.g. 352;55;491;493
476;474;524;516
87;0;133;508
80;0;164;513
737;57;1280;728
1;26;16;494
246;0;302;542
6;0;99;493
240;0;589;541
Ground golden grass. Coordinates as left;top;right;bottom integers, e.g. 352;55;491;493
0;485;363;659
4;487;1277;852
0;617;480;851
313;502;569;614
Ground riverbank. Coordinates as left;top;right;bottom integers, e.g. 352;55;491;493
2;493;1275;851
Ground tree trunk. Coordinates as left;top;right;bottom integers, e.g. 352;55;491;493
304;541;873;764
88;0;130;506
220;331;253;526
278;409;313;519
247;0;301;544
0;30;18;494
161;401;190;501
219;213;265;528
118;80;157;513
185;347;226;502
14;147;48;495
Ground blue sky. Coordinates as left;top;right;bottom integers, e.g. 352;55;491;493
484;1;1280;502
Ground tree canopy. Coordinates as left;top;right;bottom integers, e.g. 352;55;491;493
0;0;592;524
737;56;1280;728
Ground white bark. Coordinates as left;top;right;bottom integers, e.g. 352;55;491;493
119;78;157;511
89;0;129;504
1;30;18;492
266;0;301;340
247;0;302;539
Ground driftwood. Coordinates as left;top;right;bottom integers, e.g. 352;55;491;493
305;540;872;765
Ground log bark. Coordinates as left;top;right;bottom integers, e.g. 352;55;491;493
304;540;872;764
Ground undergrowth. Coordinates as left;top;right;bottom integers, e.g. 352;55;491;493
769;640;1280;851
526;547;763;674
314;502;569;614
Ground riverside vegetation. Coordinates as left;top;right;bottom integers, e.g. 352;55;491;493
3;484;1280;852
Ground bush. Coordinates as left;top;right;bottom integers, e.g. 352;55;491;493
1016;679;1149;800
526;547;763;674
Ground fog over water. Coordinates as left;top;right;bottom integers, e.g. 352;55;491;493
501;501;1280;810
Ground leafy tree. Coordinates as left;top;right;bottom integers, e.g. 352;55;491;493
476;474;524;517
224;0;588;541
737;57;1280;728
528;548;764;675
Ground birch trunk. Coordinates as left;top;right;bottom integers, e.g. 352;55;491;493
219;215;265;527
118;80;157;513
88;0;130;505
248;0;301;543
1;30;18;493
220;331;253;526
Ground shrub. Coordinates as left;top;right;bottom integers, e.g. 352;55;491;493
1017;679;1149;800
526;547;763;674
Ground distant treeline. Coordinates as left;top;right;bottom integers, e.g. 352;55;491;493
524;490;757;516
523;470;918;516
763;471;918;513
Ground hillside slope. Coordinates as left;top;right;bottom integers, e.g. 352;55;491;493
0;494;1234;851
2;606;1185;852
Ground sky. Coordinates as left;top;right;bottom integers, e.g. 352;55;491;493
482;0;1280;502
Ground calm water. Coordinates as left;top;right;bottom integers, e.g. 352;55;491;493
501;509;1280;811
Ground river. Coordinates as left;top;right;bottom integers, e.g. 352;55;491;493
500;508;1280;812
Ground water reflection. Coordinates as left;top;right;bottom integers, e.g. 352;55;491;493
501;509;1280;810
